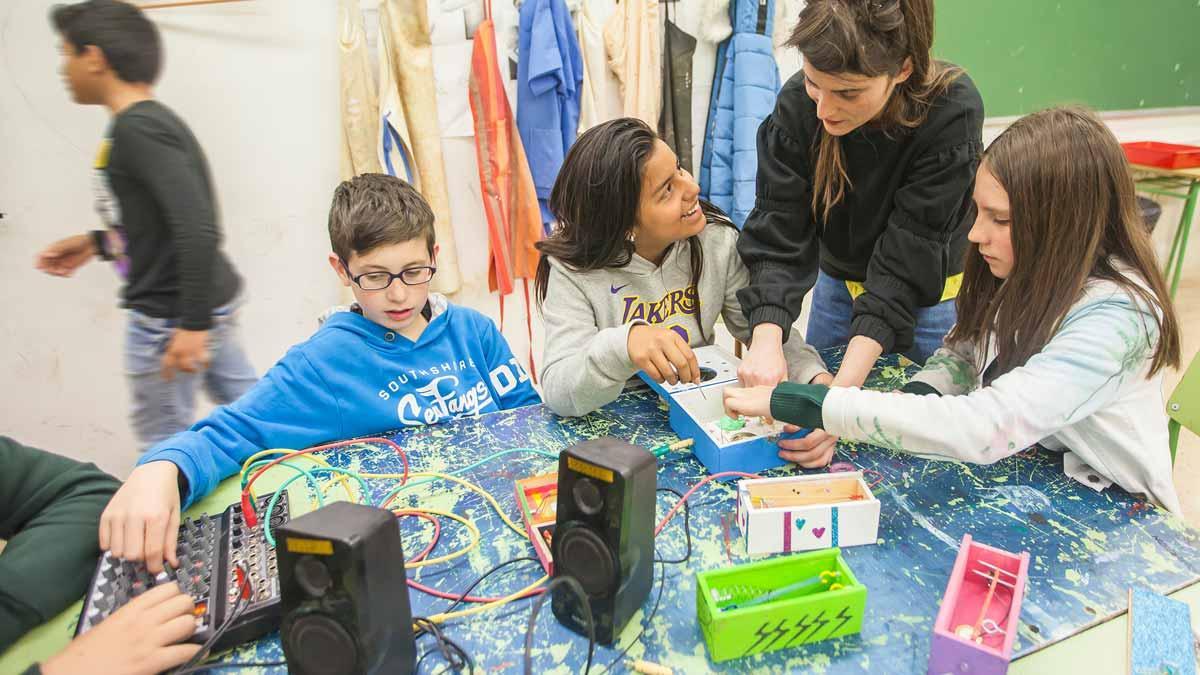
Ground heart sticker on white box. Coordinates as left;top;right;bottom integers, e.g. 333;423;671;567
790;508;833;550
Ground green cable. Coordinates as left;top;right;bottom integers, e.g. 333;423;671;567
259;443;682;546
373;441;685;508
263;465;373;547
242;459;328;510
374;447;558;508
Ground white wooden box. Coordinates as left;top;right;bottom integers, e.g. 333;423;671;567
736;472;881;555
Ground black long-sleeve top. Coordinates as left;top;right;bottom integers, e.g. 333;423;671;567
105;100;241;330
737;69;984;353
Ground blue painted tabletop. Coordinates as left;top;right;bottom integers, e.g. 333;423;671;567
207;349;1200;674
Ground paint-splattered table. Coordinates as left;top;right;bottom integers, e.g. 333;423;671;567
4;349;1197;674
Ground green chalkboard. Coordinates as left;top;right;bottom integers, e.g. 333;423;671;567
933;0;1198;117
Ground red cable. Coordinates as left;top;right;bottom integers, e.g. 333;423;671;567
241;436;408;526
395;510;442;563
380;488;409;510
395;508;545;603
829;461;885;488
654;471;758;537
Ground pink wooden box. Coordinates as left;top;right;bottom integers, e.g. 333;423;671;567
927;534;1030;675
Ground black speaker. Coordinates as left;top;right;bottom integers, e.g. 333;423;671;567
551;437;656;645
277;501;415;675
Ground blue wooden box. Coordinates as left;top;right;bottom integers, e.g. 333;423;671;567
638;345;807;476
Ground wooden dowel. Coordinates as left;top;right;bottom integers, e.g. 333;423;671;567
976;560;1020;579
749;481;862;502
970;569;1015;589
754;494;864;509
972;569;1001;641
139;0;250;10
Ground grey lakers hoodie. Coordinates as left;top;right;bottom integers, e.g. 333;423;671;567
541;222;828;416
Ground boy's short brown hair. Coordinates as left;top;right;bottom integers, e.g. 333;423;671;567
51;0;161;84
328;174;436;261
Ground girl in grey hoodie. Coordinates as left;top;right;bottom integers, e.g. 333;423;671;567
534;118;830;418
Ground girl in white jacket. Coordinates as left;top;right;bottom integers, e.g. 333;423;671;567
724;106;1184;514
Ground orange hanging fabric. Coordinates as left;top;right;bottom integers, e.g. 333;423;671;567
468;9;543;382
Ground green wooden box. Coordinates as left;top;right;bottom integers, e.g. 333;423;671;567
695;548;867;663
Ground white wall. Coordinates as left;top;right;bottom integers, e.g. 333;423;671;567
2;0;1198;479
1;0;343;477
985;109;1200;267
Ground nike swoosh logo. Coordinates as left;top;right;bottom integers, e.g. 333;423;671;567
610;284;629;294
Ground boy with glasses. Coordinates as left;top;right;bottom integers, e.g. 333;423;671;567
98;174;540;574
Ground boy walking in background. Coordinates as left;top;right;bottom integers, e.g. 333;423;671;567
35;0;256;449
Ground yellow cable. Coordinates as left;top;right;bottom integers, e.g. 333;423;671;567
390;507;480;569
364;471;527;538
238;449;357;503
424;574;549;624
244;456;544;625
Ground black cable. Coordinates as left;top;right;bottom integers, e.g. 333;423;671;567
597;489;682;675
523;575;595;675
171;661;288;674
438;556;544;617
412;616;474;673
171;564;252;675
415;647;439;674
654;488;692;564
426;635;474;675
410;557;544;673
597;562;667;675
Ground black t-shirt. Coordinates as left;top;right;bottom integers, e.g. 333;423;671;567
102;100;240;330
737;69;985;354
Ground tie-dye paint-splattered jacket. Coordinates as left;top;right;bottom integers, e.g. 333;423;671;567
820;273;1182;515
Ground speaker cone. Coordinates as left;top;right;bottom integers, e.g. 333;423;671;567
288;613;358;675
556;525;615;597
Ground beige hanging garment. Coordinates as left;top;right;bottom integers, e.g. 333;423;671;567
576;0;623;132
603;0;661;127
338;0;382;180
377;1;419;190
378;0;462;294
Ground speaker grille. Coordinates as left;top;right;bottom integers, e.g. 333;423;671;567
289;613;357;675
572;477;604;516
295;555;333;597
556;525;615;597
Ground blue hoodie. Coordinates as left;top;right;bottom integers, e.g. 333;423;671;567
137;296;541;508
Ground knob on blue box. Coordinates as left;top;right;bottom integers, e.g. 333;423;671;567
638;345;808;476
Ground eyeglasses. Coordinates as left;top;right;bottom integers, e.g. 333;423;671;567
340;260;437;291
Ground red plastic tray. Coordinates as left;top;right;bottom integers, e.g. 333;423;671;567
1122;141;1200;170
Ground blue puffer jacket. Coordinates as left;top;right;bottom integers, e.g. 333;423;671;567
699;0;780;227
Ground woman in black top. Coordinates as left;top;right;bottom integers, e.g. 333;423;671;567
736;0;983;467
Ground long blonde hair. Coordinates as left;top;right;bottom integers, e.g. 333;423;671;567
786;0;962;222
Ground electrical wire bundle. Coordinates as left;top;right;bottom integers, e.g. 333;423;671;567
198;435;739;673
170;565;288;674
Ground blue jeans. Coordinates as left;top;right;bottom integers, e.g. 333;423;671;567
805;270;956;364
125;297;258;449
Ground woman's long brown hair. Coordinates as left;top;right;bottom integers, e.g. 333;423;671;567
786;0;962;222
949;106;1180;379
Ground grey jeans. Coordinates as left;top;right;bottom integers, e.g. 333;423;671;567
124;297;258;450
